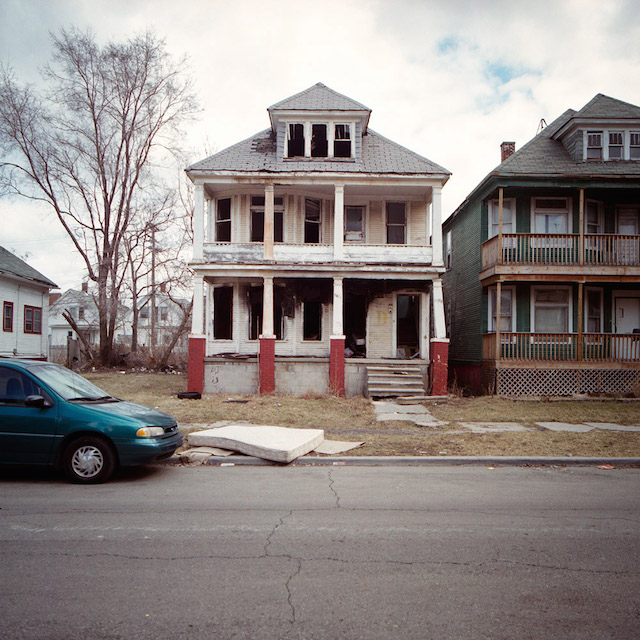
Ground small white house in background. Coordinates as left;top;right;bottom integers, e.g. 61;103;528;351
48;286;100;349
0;245;57;359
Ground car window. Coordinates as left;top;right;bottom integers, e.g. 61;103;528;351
0;366;42;405
26;363;111;401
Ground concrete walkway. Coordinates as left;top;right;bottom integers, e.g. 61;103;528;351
371;400;640;432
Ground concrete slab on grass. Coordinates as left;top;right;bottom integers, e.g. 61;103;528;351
459;422;531;433
584;423;640;432
536;422;594;433
188;425;324;463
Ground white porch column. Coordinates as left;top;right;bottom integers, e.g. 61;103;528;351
264;184;274;260
431;185;443;266
431;278;447;339
331;276;344;338
261;275;275;338
193;184;204;261
333;184;344;260
191;273;205;336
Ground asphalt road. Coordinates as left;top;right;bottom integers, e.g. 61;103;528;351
1;464;639;639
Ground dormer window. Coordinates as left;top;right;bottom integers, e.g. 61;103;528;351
631;132;640;159
287;124;305;157
334;124;351;158
608;131;623;160
311;124;328;157
586;131;602;160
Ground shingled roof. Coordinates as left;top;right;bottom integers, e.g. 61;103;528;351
0;246;57;288
268;82;371;113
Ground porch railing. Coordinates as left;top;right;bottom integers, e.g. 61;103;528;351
483;332;640;362
482;234;640;269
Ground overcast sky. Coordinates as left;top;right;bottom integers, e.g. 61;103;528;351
2;0;640;291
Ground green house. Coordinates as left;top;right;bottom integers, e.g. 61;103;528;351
443;94;640;396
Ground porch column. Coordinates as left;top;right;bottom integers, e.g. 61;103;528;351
188;273;206;394
430;278;449;396
577;281;584;361
330;276;345;396
579;188;585;266
495;280;502;362
333;184;344;260
193;184;204;261
431;185;443;266
259;275;275;394
498;187;504;266
264;184;275;260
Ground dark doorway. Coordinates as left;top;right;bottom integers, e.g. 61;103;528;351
344;291;367;357
396;294;420;358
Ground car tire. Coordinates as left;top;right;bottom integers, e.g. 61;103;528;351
62;436;117;484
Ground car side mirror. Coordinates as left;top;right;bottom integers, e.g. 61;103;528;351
24;395;53;409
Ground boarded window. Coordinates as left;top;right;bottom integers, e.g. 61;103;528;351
214;287;233;340
311;124;328;157
386;202;406;244
216;198;232;242
287;124;305;157
305;199;321;244
303;301;322;341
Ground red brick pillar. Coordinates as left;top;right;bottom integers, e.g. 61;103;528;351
430;338;449;396
187;336;206;394
259;336;276;394
329;337;345;397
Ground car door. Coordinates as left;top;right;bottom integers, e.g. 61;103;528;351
0;366;59;464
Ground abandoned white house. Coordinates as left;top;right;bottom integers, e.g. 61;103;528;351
185;83;450;396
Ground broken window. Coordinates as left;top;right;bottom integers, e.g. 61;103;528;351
216;198;231;242
250;196;284;242
345;206;364;242
386;202;407;244
311;124;328;157
213;287;233;339
303;301;322;341
334;124;351;158
305;199;321;244
287;123;305;158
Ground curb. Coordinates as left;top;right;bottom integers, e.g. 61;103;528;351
166;455;640;468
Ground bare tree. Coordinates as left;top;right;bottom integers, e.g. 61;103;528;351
0;28;198;365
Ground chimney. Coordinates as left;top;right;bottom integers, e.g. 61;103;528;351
49;292;61;306
501;141;516;162
81;281;88;293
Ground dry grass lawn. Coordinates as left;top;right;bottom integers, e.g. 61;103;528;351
84;371;640;458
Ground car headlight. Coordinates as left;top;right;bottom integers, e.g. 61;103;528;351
136;426;165;437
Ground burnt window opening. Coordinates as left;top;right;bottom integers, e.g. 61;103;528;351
287;124;305;157
311;124;328;157
216;198;231;242
248;286;284;340
213;286;233;340
386;202;407;244
303;301;322;341
250;196;284;242
304;198;321;244
334;124;351;158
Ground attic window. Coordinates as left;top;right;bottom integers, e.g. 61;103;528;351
631;132;640;159
311;124;328;157
287;124;305;157
609;132;623;160
586;132;602;160
334;124;351;158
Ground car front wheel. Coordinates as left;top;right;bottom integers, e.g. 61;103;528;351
63;436;116;484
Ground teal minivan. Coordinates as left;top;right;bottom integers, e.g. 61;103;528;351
0;359;183;483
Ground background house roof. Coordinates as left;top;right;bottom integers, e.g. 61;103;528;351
0;245;57;288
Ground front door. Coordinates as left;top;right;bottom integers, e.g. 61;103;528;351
396;294;420;358
614;297;640;360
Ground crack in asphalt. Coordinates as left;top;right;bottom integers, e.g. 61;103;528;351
327;469;340;508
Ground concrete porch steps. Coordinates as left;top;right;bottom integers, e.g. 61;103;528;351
366;365;426;398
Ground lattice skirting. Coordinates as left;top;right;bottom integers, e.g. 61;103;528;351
492;367;640;396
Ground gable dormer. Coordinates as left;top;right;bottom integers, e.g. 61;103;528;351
268;83;371;162
552;94;640;163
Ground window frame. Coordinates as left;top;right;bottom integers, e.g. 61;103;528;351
488;198;515;239
302;300;322;341
585;287;603;333
344;205;366;243
608;131;624;160
386;202;407;245
250;195;284;243
488;286;516;333
304;198;322;244
3;301;13;332
333;123;352;158
586;131;603;160
531;197;571;235
585;200;604;234
24;305;42;335
215;197;232;242
287;123;305;158
531;286;572;334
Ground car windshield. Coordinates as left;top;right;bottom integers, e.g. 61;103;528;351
27;364;115;402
